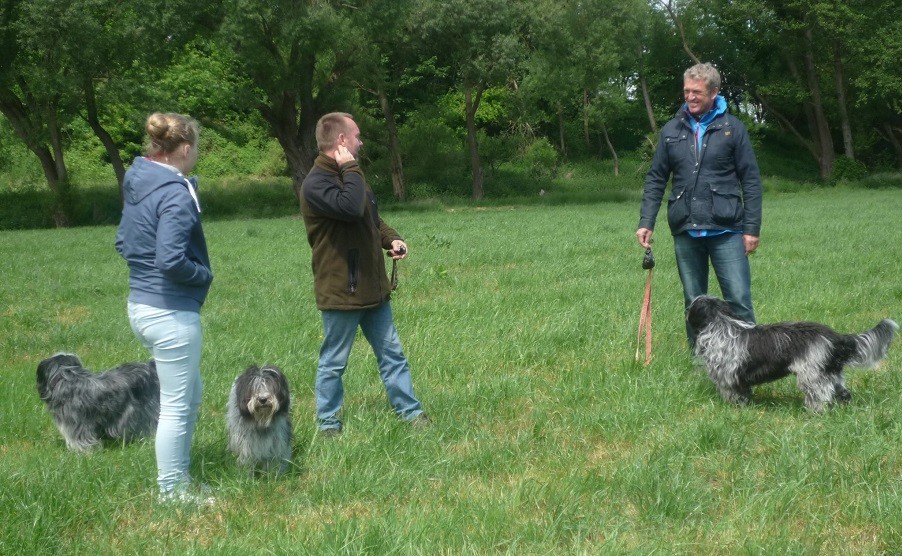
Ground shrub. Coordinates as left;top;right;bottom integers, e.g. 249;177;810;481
860;172;902;189
831;155;869;183
518;137;559;179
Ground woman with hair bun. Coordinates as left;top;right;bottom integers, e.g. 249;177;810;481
115;112;214;505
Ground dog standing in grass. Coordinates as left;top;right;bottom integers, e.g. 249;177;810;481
687;295;898;412
226;365;293;476
36;352;159;452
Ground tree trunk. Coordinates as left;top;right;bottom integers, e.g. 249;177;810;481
557;104;566;155
637;56;658;133
46;106;73;227
600;121;619;176
379;88;406;201
464;84;485;200
261;92;309;206
802;27;834;179
754;91;819;161
832;42;854;160
877;123;902;169
582;89;591;150
658;0;701;65
83;78;126;196
0;88;73;226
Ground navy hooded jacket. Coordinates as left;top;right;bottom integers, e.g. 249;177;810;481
115;157;212;312
639;96;762;237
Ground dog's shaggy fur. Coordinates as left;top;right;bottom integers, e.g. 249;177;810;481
687;295;898;411
226;365;293;476
36;352;159;452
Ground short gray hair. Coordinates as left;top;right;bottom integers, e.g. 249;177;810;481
684;63;721;92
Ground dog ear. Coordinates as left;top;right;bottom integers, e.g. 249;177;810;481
36;358;56;396
686;296;715;331
270;367;291;409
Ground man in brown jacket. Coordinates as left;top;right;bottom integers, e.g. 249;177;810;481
301;112;429;436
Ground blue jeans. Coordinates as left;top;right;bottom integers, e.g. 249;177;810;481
128;302;203;493
673;232;755;345
316;302;423;430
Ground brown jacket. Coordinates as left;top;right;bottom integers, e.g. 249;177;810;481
300;154;401;310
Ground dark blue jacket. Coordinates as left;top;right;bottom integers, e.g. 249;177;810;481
115;157;212;312
639;97;762;237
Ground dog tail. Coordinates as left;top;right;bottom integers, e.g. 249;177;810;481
847;319;899;368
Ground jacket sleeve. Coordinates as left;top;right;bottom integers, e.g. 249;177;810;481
638;131;672;230
378;219;402;250
303;162;368;221
733;120;763;236
154;188;213;287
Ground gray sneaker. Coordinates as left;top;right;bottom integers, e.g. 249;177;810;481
158;483;216;507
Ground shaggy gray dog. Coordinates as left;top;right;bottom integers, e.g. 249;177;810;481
226;365;293;476
36;352;159;452
687;295;898;412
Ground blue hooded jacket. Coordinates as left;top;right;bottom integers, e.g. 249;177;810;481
115;157;212;312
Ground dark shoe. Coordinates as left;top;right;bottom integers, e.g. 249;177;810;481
319;427;342;439
409;413;432;429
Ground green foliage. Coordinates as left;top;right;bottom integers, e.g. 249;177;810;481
860;172;902;190
397;109;468;196
519;136;559;179
2;0;902;217
194;126;286;179
831;155;869;183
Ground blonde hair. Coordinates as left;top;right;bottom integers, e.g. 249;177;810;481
315;112;354;151
144;112;199;157
684;63;721;92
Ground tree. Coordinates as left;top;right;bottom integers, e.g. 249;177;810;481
346;0;421;201
221;0;359;203
0;0;213;225
413;0;526;199
656;0;837;177
0;0;78;225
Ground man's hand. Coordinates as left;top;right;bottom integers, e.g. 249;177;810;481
743;235;759;255
389;240;408;260
636;228;654;248
333;144;355;165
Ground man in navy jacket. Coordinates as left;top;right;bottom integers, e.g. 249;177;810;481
637;63;763;346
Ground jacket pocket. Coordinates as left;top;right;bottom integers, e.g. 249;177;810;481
710;186;743;226
667;188;690;229
346;249;359;294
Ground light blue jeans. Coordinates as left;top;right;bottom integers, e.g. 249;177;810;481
316;302;423;431
128;302;203;493
674;232;755;346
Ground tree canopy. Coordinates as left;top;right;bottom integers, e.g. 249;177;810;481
1;0;899;224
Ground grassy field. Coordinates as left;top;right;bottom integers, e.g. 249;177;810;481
1;187;900;554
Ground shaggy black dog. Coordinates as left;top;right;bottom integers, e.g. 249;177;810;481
687;296;898;412
36;353;159;451
226;365;293;476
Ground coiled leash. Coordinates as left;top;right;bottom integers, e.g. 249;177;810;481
388;245;406;291
636;247;655;366
390;258;399;290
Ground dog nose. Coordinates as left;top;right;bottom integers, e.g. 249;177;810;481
257;395;270;405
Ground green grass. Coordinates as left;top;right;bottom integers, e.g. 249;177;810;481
1;188;900;554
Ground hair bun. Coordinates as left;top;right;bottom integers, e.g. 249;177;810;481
144;112;198;157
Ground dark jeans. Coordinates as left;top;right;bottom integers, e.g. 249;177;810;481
674;232;755;346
